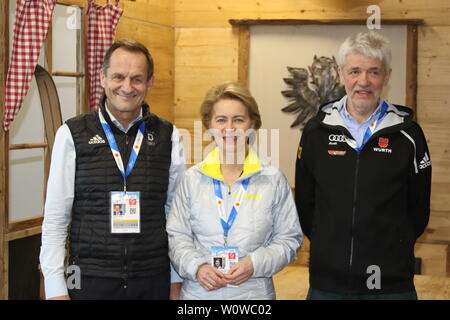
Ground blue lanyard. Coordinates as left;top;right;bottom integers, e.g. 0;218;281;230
354;100;389;152
213;178;250;246
99;110;146;191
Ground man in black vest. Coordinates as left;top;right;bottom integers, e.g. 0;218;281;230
40;39;185;299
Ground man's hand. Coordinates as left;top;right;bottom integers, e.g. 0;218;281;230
170;282;182;300
196;264;228;291
223;258;254;286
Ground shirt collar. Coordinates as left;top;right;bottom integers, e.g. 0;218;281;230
339;96;384;125
104;102;143;133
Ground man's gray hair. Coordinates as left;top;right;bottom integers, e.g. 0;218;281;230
337;31;392;70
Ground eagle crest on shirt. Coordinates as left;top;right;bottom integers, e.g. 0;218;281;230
281;55;346;129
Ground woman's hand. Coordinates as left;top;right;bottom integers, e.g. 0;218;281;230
196;264;228;291
223;257;254;285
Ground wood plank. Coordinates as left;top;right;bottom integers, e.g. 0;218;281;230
8;216;43;234
229;18;423;26
405;24;418;118
5;227;42;242
57;0;173;27
415;242;448;276
9;143;47;150
115;18;174;121
236;26;249;87
121;0;173;27
174;0;450;27
420;211;450;245
447;245;450;276
0;0;8;301
174;28;238;124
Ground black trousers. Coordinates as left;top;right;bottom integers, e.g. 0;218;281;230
69;272;170;300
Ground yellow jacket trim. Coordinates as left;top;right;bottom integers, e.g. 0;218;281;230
200;147;261;180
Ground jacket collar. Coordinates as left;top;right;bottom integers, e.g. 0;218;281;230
200;146;262;180
318;96;413;135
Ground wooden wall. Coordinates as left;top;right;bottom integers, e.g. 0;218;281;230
59;0;175;121
115;0;174;122
173;0;450;276
0;0;174;299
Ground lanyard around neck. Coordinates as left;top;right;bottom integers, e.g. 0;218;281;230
349;100;389;152
213;178;250;247
99;110;146;191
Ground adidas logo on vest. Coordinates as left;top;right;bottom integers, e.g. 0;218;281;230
419;152;431;170
88;134;106;144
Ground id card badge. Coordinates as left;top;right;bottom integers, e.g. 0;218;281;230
210;246;239;273
110;191;140;233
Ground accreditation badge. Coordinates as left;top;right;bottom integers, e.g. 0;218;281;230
210;246;239;273
110;191;140;233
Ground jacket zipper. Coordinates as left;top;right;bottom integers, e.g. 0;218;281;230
348;152;360;294
123;245;128;289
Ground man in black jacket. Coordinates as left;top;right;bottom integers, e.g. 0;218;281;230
40;39;185;300
295;31;431;299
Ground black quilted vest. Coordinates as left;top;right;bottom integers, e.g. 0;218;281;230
66;103;173;279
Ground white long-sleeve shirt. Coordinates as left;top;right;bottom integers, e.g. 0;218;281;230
40;108;185;299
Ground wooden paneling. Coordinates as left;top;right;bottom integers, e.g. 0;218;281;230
175;0;450;27
121;0;173;27
115;17;174;122
174;28;238;130
415;243;448;276
416;26;450;247
58;0;173;27
174;0;450;276
56;0;175;121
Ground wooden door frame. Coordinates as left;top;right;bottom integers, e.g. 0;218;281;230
229;18;423;117
0;0;9;300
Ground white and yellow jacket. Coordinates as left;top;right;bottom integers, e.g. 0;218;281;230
167;147;303;300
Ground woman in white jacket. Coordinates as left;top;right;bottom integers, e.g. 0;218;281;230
167;81;303;300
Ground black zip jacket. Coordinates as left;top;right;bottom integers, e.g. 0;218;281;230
295;100;431;295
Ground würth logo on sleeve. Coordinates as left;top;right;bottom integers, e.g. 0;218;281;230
373;137;392;153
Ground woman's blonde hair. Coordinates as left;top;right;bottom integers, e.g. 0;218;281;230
200;81;262;130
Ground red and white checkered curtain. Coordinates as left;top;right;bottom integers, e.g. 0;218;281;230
87;0;123;110
3;0;56;131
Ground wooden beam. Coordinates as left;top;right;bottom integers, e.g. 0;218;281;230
82;3;89;113
0;0;8;301
236;25;249;88
229;18;424;26
52;71;85;77
5;226;42;242
9;143;47;150
406;24;419;120
8;216;44;234
447;245;450;277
